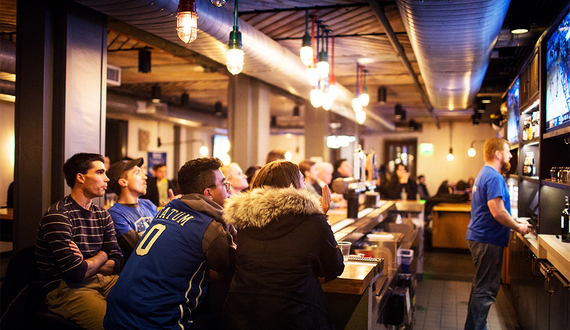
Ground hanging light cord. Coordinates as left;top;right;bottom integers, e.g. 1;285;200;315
233;0;239;30
355;63;360;96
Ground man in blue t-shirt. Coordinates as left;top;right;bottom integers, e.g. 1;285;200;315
465;138;532;330
107;158;158;261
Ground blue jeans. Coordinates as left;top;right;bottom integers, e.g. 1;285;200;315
464;240;504;330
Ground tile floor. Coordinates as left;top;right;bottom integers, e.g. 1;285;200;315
414;249;521;330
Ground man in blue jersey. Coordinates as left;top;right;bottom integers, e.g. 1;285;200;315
464;138;532;330
106;158;158;262
104;157;236;330
36;153;123;330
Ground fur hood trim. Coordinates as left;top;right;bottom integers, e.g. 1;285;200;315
223;186;323;230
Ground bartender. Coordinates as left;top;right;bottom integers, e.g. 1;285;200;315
387;164;417;200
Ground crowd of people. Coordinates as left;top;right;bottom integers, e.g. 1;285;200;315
29;142;520;330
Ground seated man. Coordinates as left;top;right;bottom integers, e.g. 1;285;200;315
104;157;236;330
106;158;158;262
315;162;347;208
36;153;123;330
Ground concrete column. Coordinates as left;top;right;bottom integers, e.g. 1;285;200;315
227;75;270;169
14;0;107;250
304;103;330;162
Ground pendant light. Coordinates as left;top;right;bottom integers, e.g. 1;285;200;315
316;25;329;80
360;68;370;106
328;36;337;99
352;63;362;112
226;0;244;75
210;0;227;7
299;9;313;66
176;0;199;44
306;17;319;86
356;110;366;124
322;82;333;111
310;81;324;108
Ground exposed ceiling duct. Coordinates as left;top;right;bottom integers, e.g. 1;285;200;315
76;0;395;131
396;0;510;111
0;39;16;74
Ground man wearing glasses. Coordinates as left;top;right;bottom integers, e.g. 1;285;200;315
104;157;236;330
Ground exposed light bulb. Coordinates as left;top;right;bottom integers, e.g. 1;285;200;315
447;153;454;161
322;91;334;111
359;92;370;107
356;110;366;124
468;147;476;157
210;0;227;7
200;145;209;156
285;151;292;161
176;0;198;44
352;97;362;112
300;46;313;66
316;60;329;79
226;48;244;75
328;83;338;100
310;88;324;108
307;66;319;86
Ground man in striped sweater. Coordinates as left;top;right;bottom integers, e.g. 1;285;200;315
36;153;123;330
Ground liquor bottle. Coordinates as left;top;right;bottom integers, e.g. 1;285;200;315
562;196;569;242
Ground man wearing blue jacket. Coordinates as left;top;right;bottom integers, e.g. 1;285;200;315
104;157;236;329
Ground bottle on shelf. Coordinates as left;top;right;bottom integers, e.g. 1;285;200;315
562;196;569;243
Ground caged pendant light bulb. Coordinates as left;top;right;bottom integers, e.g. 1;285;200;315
316;26;329;79
176;0;199;44
360;69;370;106
226;0;244;75
299;9;313;66
210;0;227;7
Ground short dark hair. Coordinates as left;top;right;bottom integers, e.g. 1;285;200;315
298;160;316;176
252;160;303;189
265;149;287;164
153;163;166;171
333;159;347;171
178;157;222;194
63;153;104;188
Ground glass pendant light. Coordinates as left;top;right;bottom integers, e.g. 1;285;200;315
176;0;198;44
316;26;329;79
360;69;370;106
310;83;324;108
356;110;366;124
307;65;319;86
210;0;227;7
322;83;334;111
299;9;313;66
226;0;244;75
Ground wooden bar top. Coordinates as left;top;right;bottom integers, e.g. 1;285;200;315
537;234;570;282
0;208;13;220
517;232;539;256
321;261;379;295
432;203;471;212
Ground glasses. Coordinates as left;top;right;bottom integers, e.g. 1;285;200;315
210;179;232;192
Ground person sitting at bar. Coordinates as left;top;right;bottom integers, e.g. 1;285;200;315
36;153;123;330
299;159;321;197
222;162;249;195
222;160;343;330
417;174;430;200
104;157;236;330
244;165;261;191
387;164;417;200
106;158;157;262
142;163;177;207
331;158;352;183
265;148;287;164
315;162;347;208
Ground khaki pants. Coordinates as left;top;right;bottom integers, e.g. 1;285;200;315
46;274;118;330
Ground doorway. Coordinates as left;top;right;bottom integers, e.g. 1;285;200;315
383;139;417;179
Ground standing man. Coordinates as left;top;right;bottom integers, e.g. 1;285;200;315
106;158;158;262
465;138;531;330
104;157;236;330
143;163;177;207
36;153;123;330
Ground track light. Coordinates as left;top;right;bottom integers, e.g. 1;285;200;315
214;101;223;117
138;49;151;73
395;103;403;119
293;105;300;116
176;0;198;44
152;85;161;103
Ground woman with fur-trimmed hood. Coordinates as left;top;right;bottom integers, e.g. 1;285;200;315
222;160;345;330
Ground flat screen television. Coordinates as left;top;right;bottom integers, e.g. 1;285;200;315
507;78;520;144
546;8;570;132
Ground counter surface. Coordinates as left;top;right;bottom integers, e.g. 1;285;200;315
321;261;378;295
537;234;570;282
517;232;539;256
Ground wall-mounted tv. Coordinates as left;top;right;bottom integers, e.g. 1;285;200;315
507;78;520;144
546;7;570;132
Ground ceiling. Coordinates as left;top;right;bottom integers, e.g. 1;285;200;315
1;0;568;132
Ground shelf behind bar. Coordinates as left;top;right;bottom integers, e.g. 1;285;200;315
542;179;570;190
543;125;570;139
522;176;539;184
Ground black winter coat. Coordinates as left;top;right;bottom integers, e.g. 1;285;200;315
222;186;344;330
